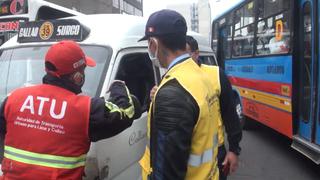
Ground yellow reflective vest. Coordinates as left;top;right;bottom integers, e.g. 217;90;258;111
200;64;225;146
140;58;220;180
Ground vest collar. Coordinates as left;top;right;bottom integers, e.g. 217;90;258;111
167;53;190;70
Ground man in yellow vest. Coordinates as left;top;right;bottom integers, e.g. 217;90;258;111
149;35;243;180
186;36;242;180
139;9;220;179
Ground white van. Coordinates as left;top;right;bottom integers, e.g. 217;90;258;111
0;14;217;180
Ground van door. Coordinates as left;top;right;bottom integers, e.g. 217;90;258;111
94;48;155;180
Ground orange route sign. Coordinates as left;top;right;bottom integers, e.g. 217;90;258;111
275;20;283;41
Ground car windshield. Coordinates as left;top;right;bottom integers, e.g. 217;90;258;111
0;45;111;104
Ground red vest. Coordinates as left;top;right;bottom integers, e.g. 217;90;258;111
3;84;91;180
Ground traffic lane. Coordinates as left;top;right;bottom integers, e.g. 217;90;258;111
229;122;320;180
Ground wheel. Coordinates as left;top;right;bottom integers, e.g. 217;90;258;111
234;96;245;129
234;94;255;130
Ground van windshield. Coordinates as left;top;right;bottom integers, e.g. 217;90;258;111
0;45;111;104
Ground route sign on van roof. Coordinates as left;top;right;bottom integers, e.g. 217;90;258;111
17;19;90;43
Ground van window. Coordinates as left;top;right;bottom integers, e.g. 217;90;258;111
0;46;111;104
0;50;11;103
199;56;217;66
115;53;155;112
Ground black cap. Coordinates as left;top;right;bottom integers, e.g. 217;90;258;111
139;9;187;41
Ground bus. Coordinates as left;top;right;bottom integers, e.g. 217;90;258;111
0;0;82;45
212;0;320;164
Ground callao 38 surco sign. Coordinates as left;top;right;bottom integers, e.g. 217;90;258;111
18;19;90;43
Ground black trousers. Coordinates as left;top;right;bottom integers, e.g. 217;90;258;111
217;145;227;180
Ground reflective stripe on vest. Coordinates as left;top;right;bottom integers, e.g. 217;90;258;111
188;134;218;167
4;146;86;169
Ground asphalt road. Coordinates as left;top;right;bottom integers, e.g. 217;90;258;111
229;121;320;180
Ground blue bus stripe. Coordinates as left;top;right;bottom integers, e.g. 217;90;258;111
225;56;292;84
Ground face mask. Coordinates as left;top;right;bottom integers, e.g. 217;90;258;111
74;72;85;86
148;38;161;67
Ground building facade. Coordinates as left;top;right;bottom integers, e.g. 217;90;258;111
45;0;143;16
190;3;199;33
167;3;193;32
198;0;211;43
167;0;211;41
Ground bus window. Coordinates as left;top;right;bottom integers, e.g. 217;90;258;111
300;2;312;122
217;14;233;60
224;15;233;59
304;12;312;56
256;8;291;56
233;24;255;57
232;1;255;58
258;0;290;20
233;2;255;28
212;22;219;54
214;13;233;68
234;8;242;30
243;1;255;26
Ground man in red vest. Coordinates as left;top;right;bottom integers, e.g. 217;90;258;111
0;40;141;179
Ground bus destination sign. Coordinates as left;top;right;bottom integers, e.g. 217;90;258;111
18;19;90;43
0;20;21;32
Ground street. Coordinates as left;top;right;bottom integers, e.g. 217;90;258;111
1;121;320;179
229;121;320;180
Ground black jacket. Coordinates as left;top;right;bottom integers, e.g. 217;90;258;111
150;65;241;180
216;67;242;153
0;74;142;142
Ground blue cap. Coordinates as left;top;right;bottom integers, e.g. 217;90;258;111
139;9;187;41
